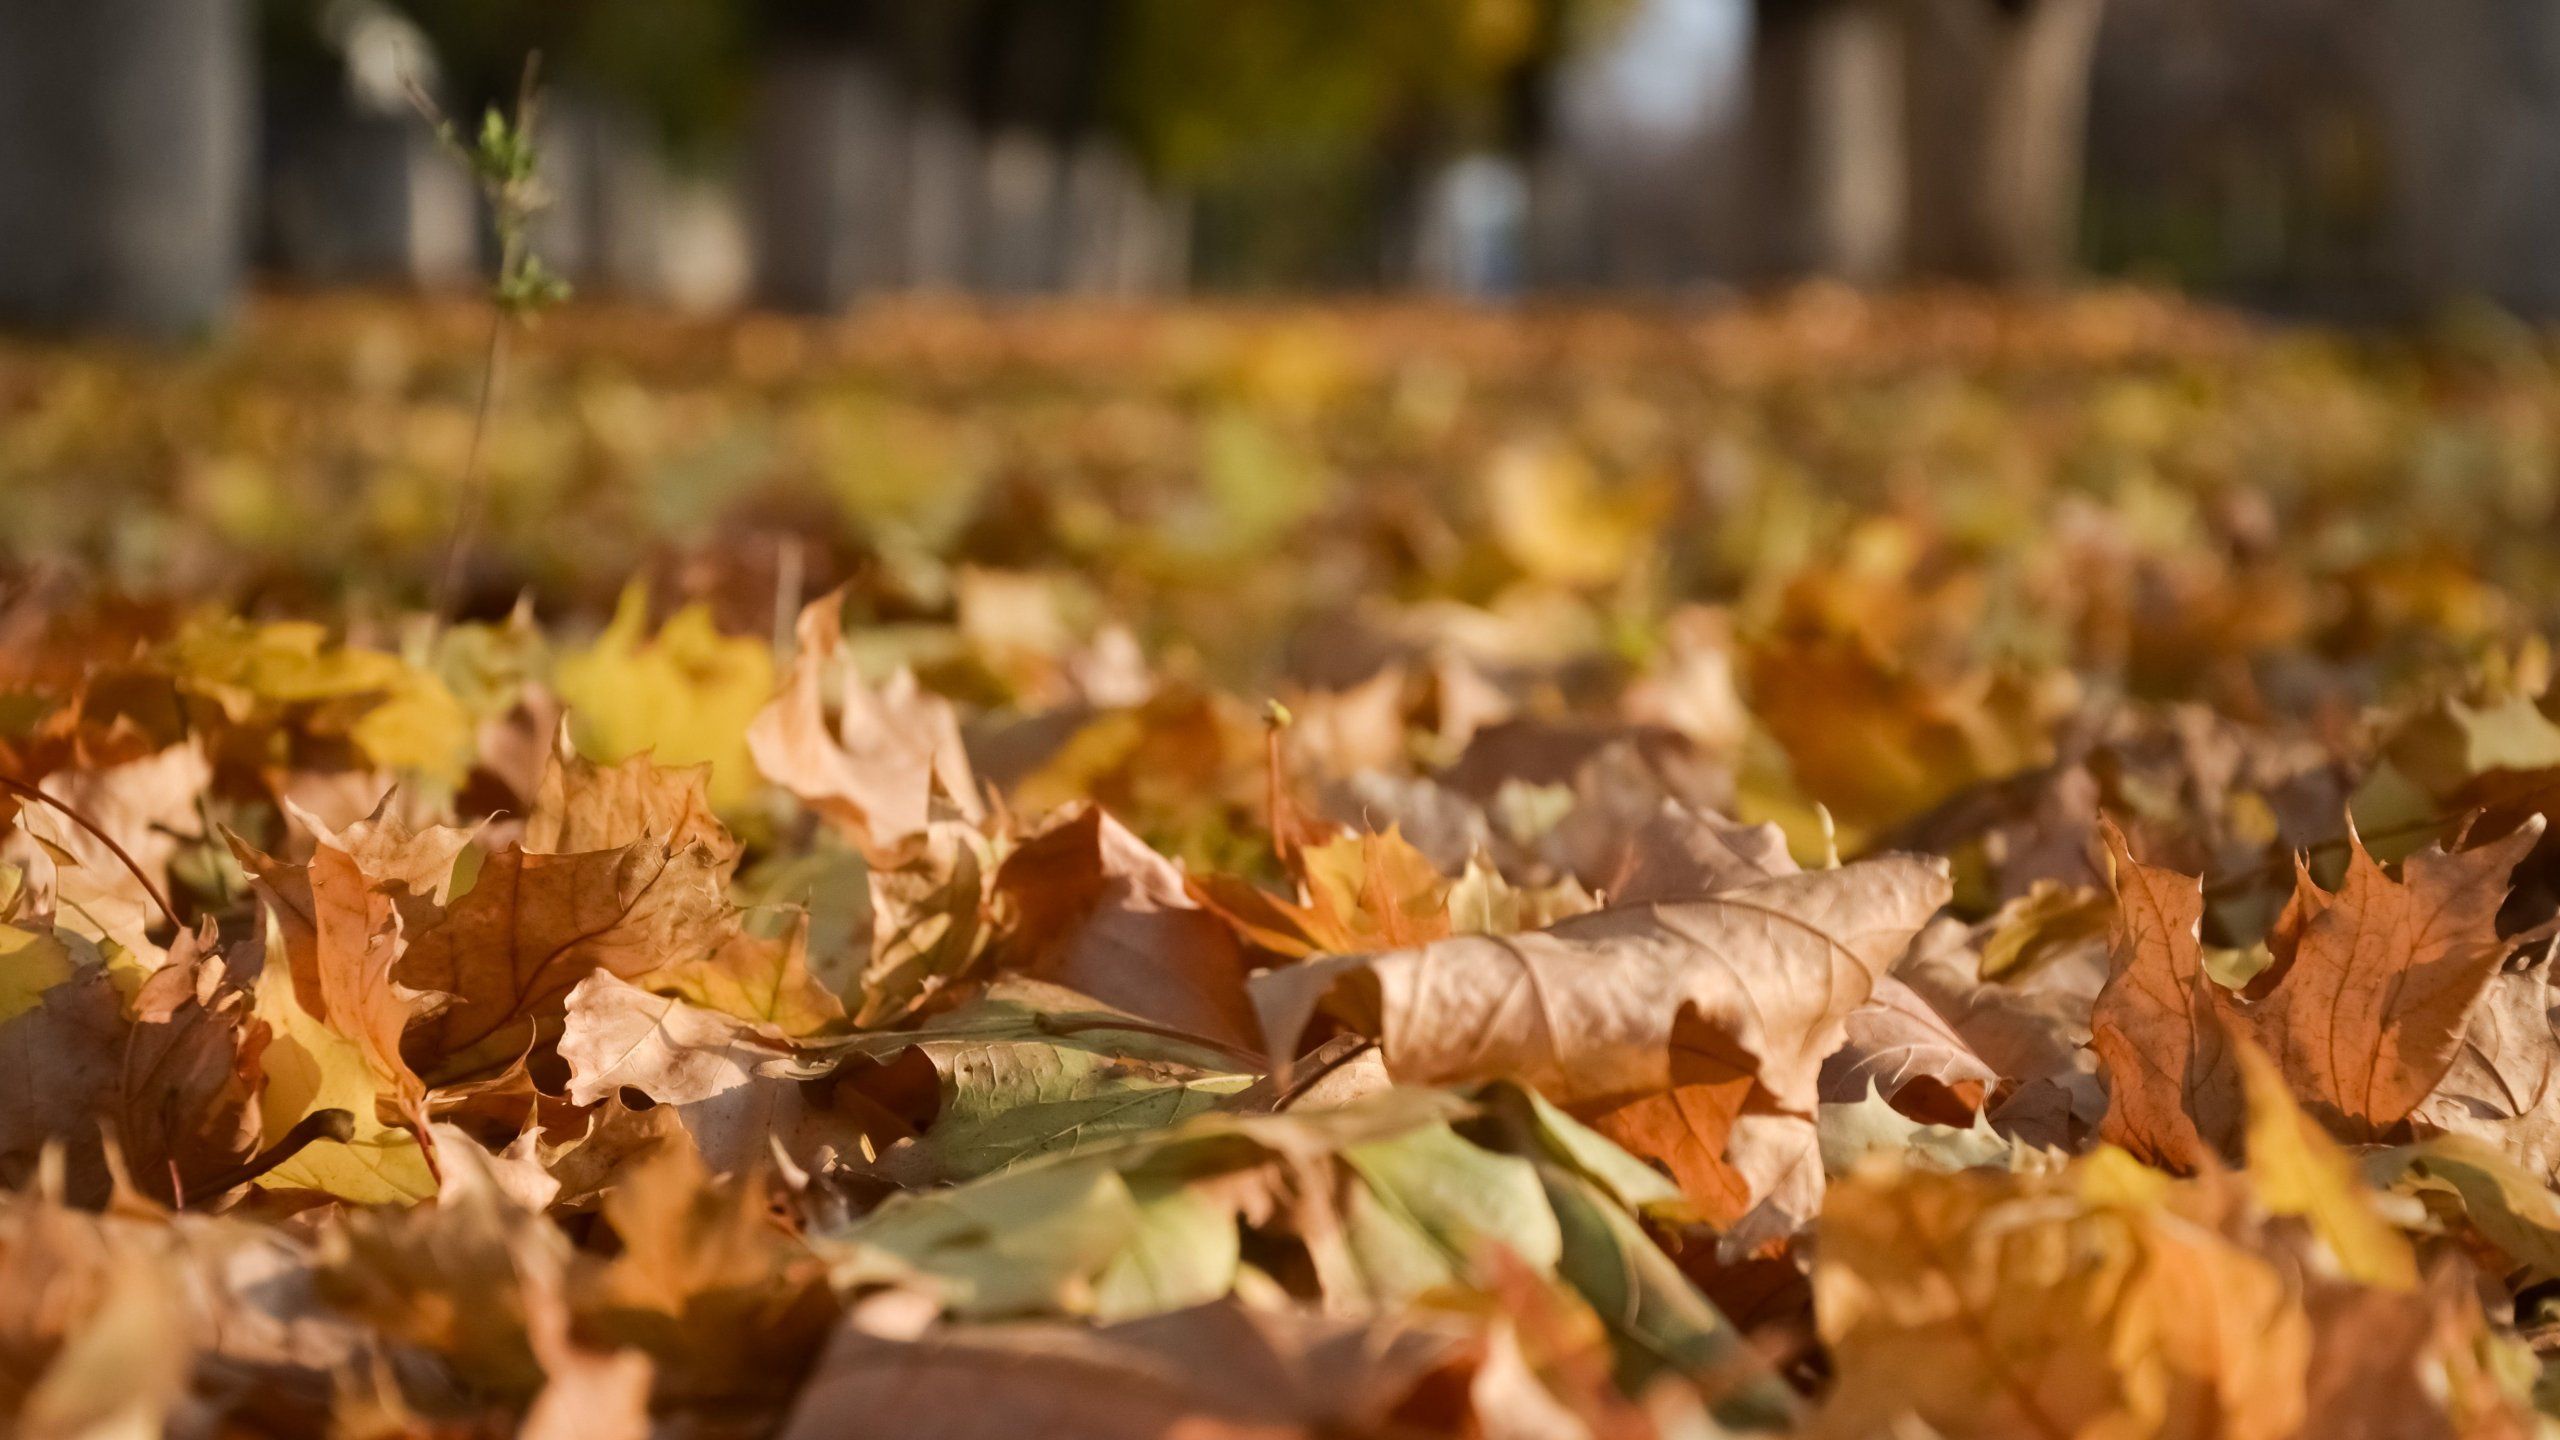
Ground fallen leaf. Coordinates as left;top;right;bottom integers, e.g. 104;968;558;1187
750;590;982;857
399;837;732;1081
1817;973;1996;1120
995;805;1260;1051
2092;819;2541;1168
775;1299;1469;1440
1252;855;1949;1112
555;588;776;813
1812;1161;2311;1440
559;970;796;1109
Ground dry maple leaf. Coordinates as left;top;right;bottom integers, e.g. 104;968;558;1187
750;590;983;861
1252;854;1947;1228
993;805;1260;1051
2250;818;2543;1141
1818;973;1997;1123
399;838;732;1083
233;822;445;1139
775;1299;1471;1440
1253;854;1949;1113
2411;953;2560;1178
2091;817;2541;1168
114;935;272;1207
1193;826;1453;961
1812;1161;2312;1440
558;971;795;1110
527;742;738;866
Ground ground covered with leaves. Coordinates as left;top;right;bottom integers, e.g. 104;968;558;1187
14;290;2560;1437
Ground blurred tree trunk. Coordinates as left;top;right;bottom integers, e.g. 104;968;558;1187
0;0;251;336
2372;0;2560;317
1903;0;2108;284
1746;0;1907;283
750;51;911;310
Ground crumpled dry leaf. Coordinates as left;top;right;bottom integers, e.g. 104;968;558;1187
751;591;983;858
1812;1161;2311;1440
2411;952;2560;1179
853;820;993;1029
1252;853;1947;1235
114;936;271;1208
1818;973;1997;1122
1253;854;1949;1113
7;739;209;963
994;805;1260;1051
559;970;797;1110
776;1298;1471;1440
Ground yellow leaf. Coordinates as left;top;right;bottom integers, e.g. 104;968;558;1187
554;588;774;813
159;616;472;783
1484;442;1655;589
2234;1034;2417;1289
0;922;79;1025
1816;1161;2310;1440
250;965;434;1206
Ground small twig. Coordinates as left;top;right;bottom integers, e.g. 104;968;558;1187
415;54;565;623
0;774;180;929
433;308;511;620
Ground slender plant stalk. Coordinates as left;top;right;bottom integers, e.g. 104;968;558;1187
0;774;179;929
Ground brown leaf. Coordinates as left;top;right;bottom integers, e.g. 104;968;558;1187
235;824;440;1138
116;935;270;1206
527;741;738;868
776;1299;1470;1440
1254;854;1946;1226
2088;824;2245;1169
559;971;795;1110
994;806;1260;1051
750;590;982;859
1252;854;1950;1113
856;821;993;1029
399;838;732;1082
5;739;209;962
1560;799;1797;907
0;961;126;1200
1818;974;1997;1121
2249;819;2542;1141
2411;954;2560;1177
2092;818;2541;1168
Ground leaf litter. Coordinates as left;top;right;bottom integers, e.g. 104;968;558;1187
9;292;2560;1436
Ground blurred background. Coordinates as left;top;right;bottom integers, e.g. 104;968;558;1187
0;0;2546;335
